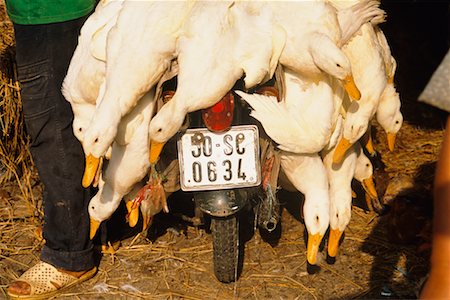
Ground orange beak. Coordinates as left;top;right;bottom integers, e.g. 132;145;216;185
333;138;352;164
90;218;101;240
83;154;100;188
362;176;378;201
307;233;323;265
362;129;375;156
342;75;361;101
328;228;344;258
387;132;396;152
149;140;165;165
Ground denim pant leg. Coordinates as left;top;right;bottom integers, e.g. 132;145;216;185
13;17;95;272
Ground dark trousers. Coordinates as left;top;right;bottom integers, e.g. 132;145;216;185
13;17;94;272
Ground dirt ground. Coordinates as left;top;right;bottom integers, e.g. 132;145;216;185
1;2;449;300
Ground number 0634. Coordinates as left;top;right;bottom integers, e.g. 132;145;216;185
178;125;261;191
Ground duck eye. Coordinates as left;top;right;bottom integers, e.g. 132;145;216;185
366;163;370;167
157;128;162;133
336;63;341;68
395;120;399;124
78;128;83;132
94;138;98;143
91;206;95;210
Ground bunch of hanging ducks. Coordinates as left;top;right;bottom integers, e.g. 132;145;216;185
62;0;402;266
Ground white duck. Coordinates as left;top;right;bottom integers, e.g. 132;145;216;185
268;0;384;100
374;26;397;84
236;67;335;154
237;68;340;265
232;1;286;89
331;21;388;163
88;89;160;239
375;29;403;152
148;1;284;146
322;142;377;258
62;0;124;143
82;0;194;182
279;152;330;265
376;79;403;152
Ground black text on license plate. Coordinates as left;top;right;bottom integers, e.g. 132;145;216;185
178;125;260;191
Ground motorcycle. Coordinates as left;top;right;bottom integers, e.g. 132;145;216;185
159;77;281;283
176;79;260;282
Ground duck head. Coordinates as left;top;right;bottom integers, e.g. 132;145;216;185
354;150;378;202
376;84;403;151
310;33;361;101
149;99;186;144
82;108;120;187
72;103;96;144
333;107;369;164
328;194;351;258
303;189;330;265
88;181;122;239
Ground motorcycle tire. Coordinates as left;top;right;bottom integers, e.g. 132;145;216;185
211;215;239;283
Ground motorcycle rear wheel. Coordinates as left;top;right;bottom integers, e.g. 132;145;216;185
211;215;239;283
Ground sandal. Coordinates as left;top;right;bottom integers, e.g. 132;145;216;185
7;261;97;300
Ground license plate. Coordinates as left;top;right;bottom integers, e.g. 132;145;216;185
178;125;261;191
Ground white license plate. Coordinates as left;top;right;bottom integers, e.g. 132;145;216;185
178;125;261;191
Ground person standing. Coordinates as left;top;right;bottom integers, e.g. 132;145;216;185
5;1;98;299
419;49;450;299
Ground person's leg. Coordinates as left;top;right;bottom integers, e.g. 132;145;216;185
8;16;95;298
420;115;450;299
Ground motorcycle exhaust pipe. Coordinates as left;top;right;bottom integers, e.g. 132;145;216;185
257;186;280;232
260;215;279;232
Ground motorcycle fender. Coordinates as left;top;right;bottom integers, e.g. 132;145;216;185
194;189;247;217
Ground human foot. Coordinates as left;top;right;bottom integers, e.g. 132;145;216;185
7;261;96;299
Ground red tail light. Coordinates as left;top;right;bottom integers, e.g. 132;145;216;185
202;92;234;132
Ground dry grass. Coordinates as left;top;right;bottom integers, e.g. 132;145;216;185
0;3;40;221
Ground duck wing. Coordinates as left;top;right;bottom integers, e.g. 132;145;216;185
374;26;396;79
236;91;323;154
335;0;386;46
232;1;286;89
63;0;123;105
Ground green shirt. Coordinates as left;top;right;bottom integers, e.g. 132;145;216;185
5;0;96;25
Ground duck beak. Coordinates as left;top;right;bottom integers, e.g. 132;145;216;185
387;132;396;151
333;138;352;164
362;176;378;200
83;154;100;188
362;130;376;157
307;233;323;265
328;228;343;258
149;140;165;164
90;218;101;240
342;75;361;101
126;201;140;228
